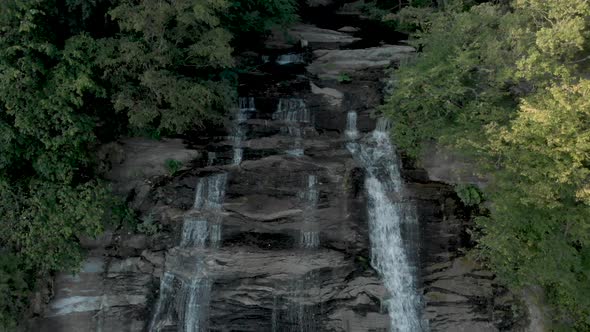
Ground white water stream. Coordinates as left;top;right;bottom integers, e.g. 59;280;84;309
273;98;311;156
346;113;424;331
149;173;227;332
232;97;256;165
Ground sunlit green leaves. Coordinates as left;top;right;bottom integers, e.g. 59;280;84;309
383;0;590;328
0;0;299;327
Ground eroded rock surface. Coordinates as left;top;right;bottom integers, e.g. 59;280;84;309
307;45;415;80
29;11;528;332
266;24;360;50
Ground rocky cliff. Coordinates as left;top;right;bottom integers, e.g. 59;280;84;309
29;3;528;331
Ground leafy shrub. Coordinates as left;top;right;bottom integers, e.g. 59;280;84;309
136;213;161;236
455;184;483;207
382;0;590;328
337;73;352;83
165;159;182;175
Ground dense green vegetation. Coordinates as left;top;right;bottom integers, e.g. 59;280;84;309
381;0;590;328
2;0;587;329
0;0;296;328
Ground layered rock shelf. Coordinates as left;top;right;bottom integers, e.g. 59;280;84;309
29;3;528;332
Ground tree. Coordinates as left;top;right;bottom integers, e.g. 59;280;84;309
101;0;236;134
0;0;299;327
382;0;590;328
0;1;112;327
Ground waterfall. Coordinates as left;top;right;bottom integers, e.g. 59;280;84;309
149;272;211;332
177;278;212;332
300;175;320;249
282;278;319;332
346;119;424;332
180;217;208;248
193;173;227;248
206;152;216;167
292;175;321;330
273;99;311;156
345;112;359;140
239;97;256;112
149;173;227;331
375;117;391;133
232;97;255;165
272;175;321;332
193;174;227;212
233;147;244;166
274;99;311;123
148;272;177;332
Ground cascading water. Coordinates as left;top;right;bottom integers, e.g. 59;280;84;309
300;175;320;249
206;152;216;167
273;99;311;123
179;217;208;248
346;116;425;332
239;96;256;112
345;111;359;140
232;97;255;165
149;173;227;332
273;174;321;332
193;173;227;248
273;99;311;156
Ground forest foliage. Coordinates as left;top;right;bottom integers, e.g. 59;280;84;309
381;0;590;329
0;0;297;328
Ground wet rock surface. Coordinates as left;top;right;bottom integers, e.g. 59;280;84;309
29;3;528;332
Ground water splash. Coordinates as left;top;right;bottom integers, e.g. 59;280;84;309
346;118;425;331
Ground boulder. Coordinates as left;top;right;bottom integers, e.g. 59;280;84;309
266;24;360;50
338;26;360;33
310;82;344;107
308;45;415;80
420;143;489;187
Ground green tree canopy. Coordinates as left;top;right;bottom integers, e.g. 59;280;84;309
382;0;590;328
0;0;298;328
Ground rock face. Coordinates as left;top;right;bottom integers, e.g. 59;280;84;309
29;9;528;332
419;144;488;187
266;24;360;50
307;46;415;80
